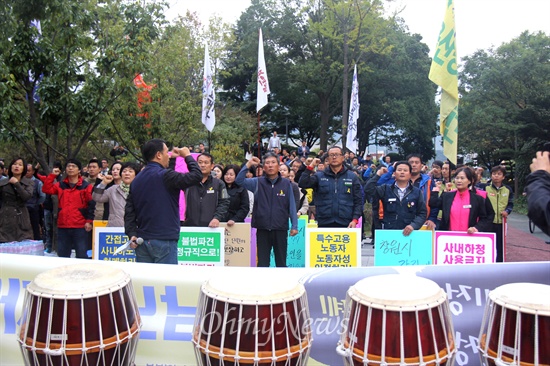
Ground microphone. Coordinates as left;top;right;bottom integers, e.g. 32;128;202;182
114;237;144;254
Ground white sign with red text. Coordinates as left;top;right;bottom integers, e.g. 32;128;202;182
434;231;496;264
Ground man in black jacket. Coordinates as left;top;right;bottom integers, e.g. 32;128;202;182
183;153;230;228
526;149;550;237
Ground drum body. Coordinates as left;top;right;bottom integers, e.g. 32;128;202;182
478;282;550;366
17;264;142;366
192;275;312;365
337;274;456;366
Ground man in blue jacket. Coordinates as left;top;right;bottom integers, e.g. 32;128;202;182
236;154;298;267
374;153;438;229
368;161;427;235
125;139;202;264
299;146;363;228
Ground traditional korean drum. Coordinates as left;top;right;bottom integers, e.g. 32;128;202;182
336;274;456;365
192;274;312;365
478;282;550;366
18;263;141;366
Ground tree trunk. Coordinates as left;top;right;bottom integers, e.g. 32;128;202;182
319;95;330;151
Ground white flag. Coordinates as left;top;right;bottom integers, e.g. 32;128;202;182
202;44;215;132
346;64;359;153
256;28;270;113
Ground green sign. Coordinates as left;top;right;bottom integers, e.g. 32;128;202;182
178;228;224;266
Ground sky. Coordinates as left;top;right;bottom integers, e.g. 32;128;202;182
166;0;550;62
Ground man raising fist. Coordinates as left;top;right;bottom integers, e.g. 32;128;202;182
125;139;202;264
236;154;298;267
42;159;96;258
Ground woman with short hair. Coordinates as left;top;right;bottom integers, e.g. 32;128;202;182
92;162;141;227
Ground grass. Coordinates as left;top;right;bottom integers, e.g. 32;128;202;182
513;195;528;216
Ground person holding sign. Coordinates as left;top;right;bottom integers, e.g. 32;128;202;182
429;167;493;234
125;139;202;264
375;153;438;229
367;161;427;236
298;146;363;228
236;154;298;267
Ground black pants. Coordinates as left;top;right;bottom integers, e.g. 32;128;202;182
26;205;42;241
493;223;504;263
256;229;288;267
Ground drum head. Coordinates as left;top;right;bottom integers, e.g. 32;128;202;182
26;263;130;299
202;274;305;305
348;274;446;311
489;282;550;316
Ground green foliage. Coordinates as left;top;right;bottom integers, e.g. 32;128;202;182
209;104;257;166
220;0;436;157
352;23;437;159
0;0;167;170
459;31;550;191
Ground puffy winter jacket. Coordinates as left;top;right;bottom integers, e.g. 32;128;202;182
42;174;95;228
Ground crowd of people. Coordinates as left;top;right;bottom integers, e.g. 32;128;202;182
0;136;548;266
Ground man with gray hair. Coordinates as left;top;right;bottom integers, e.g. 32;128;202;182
236;153;298;267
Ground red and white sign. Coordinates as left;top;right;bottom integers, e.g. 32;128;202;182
434;231;496;265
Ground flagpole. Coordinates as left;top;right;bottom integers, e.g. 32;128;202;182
208;131;211;153
429;0;458;164
257;113;261;158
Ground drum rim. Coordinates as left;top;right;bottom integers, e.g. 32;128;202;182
343;337;456;365
478;334;546;366
348;275;447;310
489;283;550;316
348;291;447;311
25;264;131;299
18;318;142;355
201;281;306;305
192;328;312;363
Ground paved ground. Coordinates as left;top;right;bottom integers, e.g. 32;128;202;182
361;212;550;266
504;212;550;262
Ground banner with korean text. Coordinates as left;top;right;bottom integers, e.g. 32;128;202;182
178;227;224;266
434;231;496;264
1;254;548;366
93;227;135;262
305;228;361;267
220;222;252;267
374;229;433;266
93;226;224;266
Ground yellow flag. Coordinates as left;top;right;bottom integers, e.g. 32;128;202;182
429;0;458;164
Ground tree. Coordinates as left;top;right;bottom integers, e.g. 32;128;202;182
220;0;436;156
0;0;166;170
353;21;438;160
459;31;550;190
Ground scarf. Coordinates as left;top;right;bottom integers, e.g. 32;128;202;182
120;182;130;197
